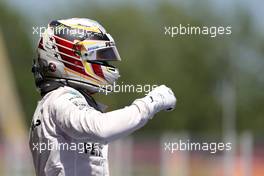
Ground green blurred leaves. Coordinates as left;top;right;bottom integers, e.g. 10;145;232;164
1;1;263;135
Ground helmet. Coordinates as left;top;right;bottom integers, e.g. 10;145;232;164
32;18;121;94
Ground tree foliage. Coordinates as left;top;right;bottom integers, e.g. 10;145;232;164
1;2;263;135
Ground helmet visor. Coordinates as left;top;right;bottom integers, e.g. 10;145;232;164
96;46;121;61
84;46;121;61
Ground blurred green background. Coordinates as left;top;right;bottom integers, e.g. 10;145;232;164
0;0;264;175
1;0;263;135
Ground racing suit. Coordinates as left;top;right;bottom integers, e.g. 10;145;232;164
29;86;153;176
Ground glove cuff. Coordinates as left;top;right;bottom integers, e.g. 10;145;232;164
132;97;155;120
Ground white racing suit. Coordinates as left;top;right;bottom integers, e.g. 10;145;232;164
29;86;152;176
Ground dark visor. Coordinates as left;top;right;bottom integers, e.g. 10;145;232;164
96;47;121;61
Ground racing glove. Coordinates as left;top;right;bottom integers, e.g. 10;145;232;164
133;85;177;119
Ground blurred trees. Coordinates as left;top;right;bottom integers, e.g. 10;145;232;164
0;1;38;126
1;1;263;136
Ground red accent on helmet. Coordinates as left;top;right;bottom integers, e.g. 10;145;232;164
53;35;102;82
59;54;83;67
38;38;44;50
54;36;87;75
54;35;74;49
56;43;79;58
91;64;105;79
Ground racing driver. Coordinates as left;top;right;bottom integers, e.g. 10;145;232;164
29;18;176;176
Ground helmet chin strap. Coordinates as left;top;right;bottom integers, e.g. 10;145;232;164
39;79;101;112
76;88;101;112
39;80;66;97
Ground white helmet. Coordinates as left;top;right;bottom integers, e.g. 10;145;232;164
32;18;121;94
